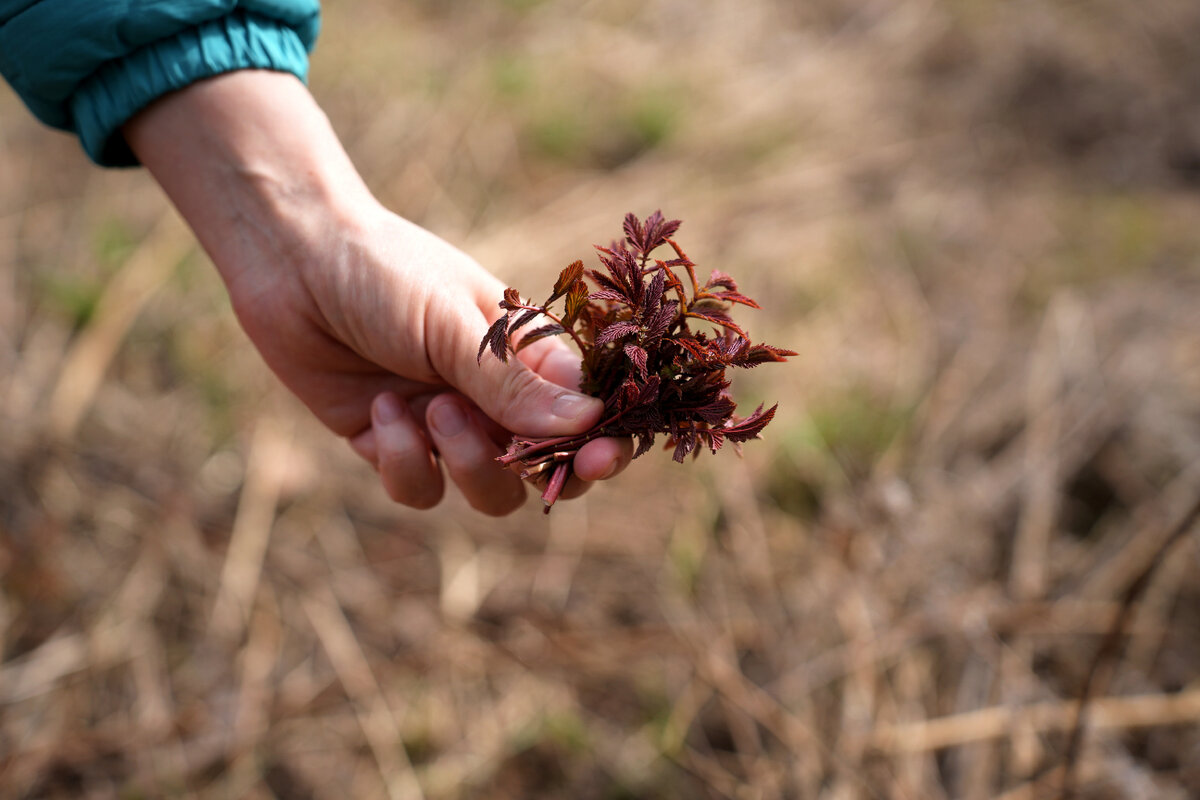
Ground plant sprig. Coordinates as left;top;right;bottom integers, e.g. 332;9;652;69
478;211;795;512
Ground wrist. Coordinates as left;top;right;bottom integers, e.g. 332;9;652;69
123;70;381;295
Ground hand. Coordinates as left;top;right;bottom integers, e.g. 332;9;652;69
124;70;631;514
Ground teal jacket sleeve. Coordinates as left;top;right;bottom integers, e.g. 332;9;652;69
0;1;321;166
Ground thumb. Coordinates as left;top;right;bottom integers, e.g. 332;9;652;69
438;306;604;437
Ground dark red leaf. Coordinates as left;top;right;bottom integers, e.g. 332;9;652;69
618;377;641;409
478;316;510;363
563;281;590;327
587;268;628;301
684;307;747;337
641;269;666;323
552;260;585;299
717;333;749;361
632;433;656;459
635;375;661;406
638;211;682;254
507;308;541;336
642;210;663;241
596;321;640;345
514;323;566;352
693;395;737;424
624;343;648;378
645;300;679;343
589;288;628;303
731;343;798;367
676;336;715;364
698;428;725;454
623;213;645;252
595;245;639;299
501;287;522;310
671;433;697;463
723;404;778;443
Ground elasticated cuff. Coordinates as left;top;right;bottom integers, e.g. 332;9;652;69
70;10;311;167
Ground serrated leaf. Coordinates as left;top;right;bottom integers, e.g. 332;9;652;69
723;404;778;443
551;260;585;300
563;281;589;327
478;316;509;363
514;322;566;352
641;211;662;245
623;213;645;251
632;433;656;459
698;428;725;454
656;217;682;244
598;246;639;303
641;269;666;324
715;333;749;363
624;343;648;378
507;308;541;336
672;433;698;463
596;320;640;345
587;269;628;301
693;395;737;425
616;377;640;411
645;300;679;343
589;288;627;303
675;335;714;365
731;343;798;367
684;307;746;337
635;375;661;406
501;287;523;310
641;210;682;254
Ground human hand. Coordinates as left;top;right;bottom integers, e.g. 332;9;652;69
234;207;634;515
124;71;631;514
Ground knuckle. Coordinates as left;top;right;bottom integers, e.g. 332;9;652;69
497;367;545;422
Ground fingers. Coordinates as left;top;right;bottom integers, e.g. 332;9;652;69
426;393;527;516
365;392;444;509
435;303;604;438
522;339;585;391
352;392;631;513
573;436;634;482
556;436;634;501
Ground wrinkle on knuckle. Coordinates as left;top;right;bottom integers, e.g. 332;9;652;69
498;367;543;421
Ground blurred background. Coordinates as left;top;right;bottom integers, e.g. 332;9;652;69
2;0;1200;797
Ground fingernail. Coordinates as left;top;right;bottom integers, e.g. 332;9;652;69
552;392;598;421
430;401;467;437
599;458;620;480
374;393;404;425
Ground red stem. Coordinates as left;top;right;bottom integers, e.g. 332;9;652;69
540;462;570;512
512;302;588;356
498;407;635;465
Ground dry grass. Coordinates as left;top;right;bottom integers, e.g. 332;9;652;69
2;1;1200;798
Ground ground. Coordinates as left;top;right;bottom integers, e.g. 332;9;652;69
1;1;1199;798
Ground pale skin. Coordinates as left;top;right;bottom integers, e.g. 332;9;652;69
123;70;632;515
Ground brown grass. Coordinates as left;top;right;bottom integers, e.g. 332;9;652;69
2;1;1199;798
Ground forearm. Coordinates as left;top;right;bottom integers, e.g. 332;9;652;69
122;70;378;295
